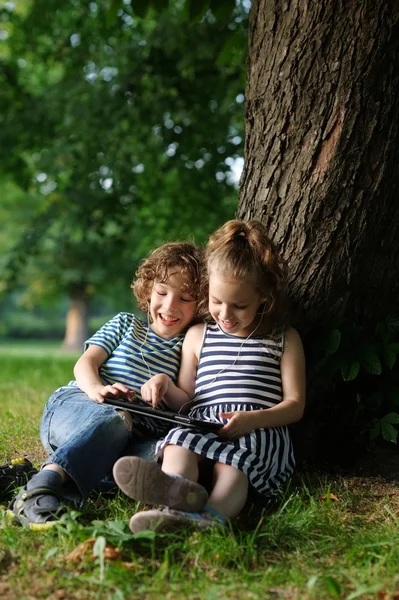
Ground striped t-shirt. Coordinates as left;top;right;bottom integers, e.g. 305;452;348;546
68;312;183;398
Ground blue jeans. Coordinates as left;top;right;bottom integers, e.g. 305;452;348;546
40;386;157;507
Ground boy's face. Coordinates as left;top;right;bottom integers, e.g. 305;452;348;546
149;267;196;339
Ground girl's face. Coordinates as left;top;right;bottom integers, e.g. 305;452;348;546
209;270;262;337
149;267;196;339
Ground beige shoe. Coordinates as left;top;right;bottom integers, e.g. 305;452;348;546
129;507;225;534
113;456;208;511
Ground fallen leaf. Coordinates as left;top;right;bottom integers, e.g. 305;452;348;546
320;493;340;502
65;538;122;563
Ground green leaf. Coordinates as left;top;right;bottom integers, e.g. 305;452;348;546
324;576;341;598
341;360;360;381
323;329;341;357
382;412;399;425
387;342;399;353
210;0;235;22
383;348;397;369
151;0;169;11
369;420;381;440
130;0;150;18
93;536;106;558
381;421;398;443
306;575;319;591
358;347;382;375
187;0;210;21
375;321;395;344
106;0;120;27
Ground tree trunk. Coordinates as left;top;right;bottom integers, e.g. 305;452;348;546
62;286;89;352
238;0;399;333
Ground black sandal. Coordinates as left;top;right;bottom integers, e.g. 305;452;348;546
7;485;66;531
0;458;38;500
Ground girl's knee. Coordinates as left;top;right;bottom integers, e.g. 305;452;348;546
214;462;249;485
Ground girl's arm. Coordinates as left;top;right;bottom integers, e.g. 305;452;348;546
74;345;135;403
140;323;204;411
220;327;306;436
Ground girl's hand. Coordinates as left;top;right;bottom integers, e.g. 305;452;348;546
218;411;258;438
87;383;136;403
141;374;171;408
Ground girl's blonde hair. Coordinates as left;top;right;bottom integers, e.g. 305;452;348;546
132;242;206;321
206;220;288;329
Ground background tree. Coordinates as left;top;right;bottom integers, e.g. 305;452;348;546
0;0;247;349
238;0;399;330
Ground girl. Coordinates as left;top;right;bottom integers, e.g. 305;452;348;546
7;242;207;530
113;220;306;533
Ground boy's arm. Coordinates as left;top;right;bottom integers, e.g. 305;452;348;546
74;345;135;403
141;323;204;411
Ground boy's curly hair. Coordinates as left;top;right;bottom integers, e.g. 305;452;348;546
132;242;206;321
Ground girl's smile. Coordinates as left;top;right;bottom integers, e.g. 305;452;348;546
208;271;262;337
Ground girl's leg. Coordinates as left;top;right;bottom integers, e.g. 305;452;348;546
161;444;201;482
128;462;249;534
113;444;207;512
207;462;249;518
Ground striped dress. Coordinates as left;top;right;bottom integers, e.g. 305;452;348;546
156;322;295;497
66;312;183;436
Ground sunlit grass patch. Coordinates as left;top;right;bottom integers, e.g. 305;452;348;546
1;346;399;599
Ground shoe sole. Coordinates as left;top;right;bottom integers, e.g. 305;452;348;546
113;456;208;511
129;509;184;534
129;509;223;534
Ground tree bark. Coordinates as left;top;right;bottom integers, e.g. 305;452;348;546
238;0;399;333
62;286;89;352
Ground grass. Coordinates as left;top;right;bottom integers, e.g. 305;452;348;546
1;342;399;599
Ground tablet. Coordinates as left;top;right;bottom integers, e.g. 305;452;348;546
105;398;223;433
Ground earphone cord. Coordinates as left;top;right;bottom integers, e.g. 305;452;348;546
193;317;263;399
139;306;153;381
141;310;264;414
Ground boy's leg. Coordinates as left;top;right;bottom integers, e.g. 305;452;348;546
8;387;131;528
39;387;131;502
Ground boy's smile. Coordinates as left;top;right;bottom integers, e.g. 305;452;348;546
149;268;196;339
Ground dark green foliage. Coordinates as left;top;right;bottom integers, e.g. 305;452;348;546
308;316;399;445
0;0;247;308
113;0;238;23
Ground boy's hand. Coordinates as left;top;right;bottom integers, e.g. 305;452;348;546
87;383;136;403
141;374;170;408
218;411;257;438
